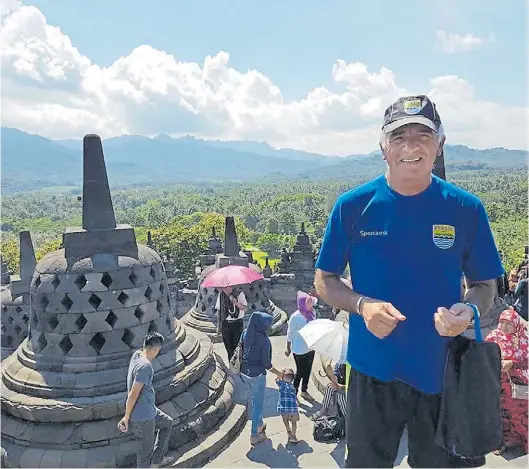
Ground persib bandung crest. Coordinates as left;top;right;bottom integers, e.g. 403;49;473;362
432;224;455;249
403;99;424;115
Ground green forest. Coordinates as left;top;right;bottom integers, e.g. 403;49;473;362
1;167;527;278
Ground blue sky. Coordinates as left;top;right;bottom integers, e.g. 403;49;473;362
23;0;527;106
2;0;527;153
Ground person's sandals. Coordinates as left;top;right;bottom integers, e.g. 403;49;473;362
250;433;267;446
258;423;267;434
288;435;300;444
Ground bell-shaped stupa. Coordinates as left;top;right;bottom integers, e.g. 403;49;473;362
183;216;287;339
1;231;36;360
0;135;245;468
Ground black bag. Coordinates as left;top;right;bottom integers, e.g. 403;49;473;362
434;310;502;459
229;336;244;375
313;415;345;442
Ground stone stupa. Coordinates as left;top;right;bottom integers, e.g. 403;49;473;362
0;135;246;468
183;216;287;340
1;231;36;360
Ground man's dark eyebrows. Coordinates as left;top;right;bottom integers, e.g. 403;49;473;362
389;129;406;138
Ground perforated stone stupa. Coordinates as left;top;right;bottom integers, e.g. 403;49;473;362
183;216;287;340
267;222;319;314
1;231;36;360
1;135;246;468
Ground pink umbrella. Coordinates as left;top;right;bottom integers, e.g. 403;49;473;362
201;265;264;289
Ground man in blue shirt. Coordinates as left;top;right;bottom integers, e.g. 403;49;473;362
315;95;503;468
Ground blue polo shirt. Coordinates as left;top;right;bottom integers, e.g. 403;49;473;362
315;175;503;394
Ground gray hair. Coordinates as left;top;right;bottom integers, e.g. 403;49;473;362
379;124;445;151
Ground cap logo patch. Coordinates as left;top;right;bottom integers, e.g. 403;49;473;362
403;99;423;115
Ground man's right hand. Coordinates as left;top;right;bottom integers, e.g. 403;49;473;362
117;416;129;433
359;298;406;339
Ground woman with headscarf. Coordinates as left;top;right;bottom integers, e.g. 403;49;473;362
285;291;317;399
241;311;281;446
486;309;528;454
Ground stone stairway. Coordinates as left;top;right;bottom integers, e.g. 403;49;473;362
162;351;248;468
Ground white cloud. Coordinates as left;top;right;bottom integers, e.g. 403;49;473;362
1;5;526;155
436;30;494;54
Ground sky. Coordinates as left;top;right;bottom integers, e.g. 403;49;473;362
1;0;527;155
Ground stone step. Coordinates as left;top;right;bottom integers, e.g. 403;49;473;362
161;355;249;468
164;398;247;468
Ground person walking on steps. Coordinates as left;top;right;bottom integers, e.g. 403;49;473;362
241;311;282;446
286;291;317;400
216;285;248;362
118;332;175;468
315;95;502;468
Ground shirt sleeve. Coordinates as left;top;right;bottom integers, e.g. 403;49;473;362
237;292;248;307
134;363;152;385
286;315;293;342
315;193;352;275
462;201;504;282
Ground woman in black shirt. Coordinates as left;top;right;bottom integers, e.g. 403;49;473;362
215;286;248;361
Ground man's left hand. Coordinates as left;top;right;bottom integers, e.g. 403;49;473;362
434;303;473;337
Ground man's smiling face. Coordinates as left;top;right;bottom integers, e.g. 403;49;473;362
383;123;444;180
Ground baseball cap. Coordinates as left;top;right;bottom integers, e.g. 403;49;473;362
382;95;442;134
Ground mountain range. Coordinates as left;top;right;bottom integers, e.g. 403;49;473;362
1;127;527;194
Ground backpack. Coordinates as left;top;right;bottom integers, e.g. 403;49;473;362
313;415;345;442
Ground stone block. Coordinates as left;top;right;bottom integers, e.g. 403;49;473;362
64;225;137;260
39;449;66;468
76;310;113;334
174;391;198;412
60;449;89;468
52;273;83;294
1;442;25;467
137;301;160;323
91;393;121;420
190;381;211;405
19;447;46;468
81;272;109;292
85;444;117;468
101;267;135;290
177;336;198;360
111;305;142;329
130;265;156;287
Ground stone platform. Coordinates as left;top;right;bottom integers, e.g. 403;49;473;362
1;314;246;467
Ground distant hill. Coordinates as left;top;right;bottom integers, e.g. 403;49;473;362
1;127;526;194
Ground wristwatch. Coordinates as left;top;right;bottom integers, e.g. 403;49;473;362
465;303;480;326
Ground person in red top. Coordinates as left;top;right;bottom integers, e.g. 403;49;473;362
486;309;528;454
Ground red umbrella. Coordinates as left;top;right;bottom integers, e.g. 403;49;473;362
201;265;264;289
